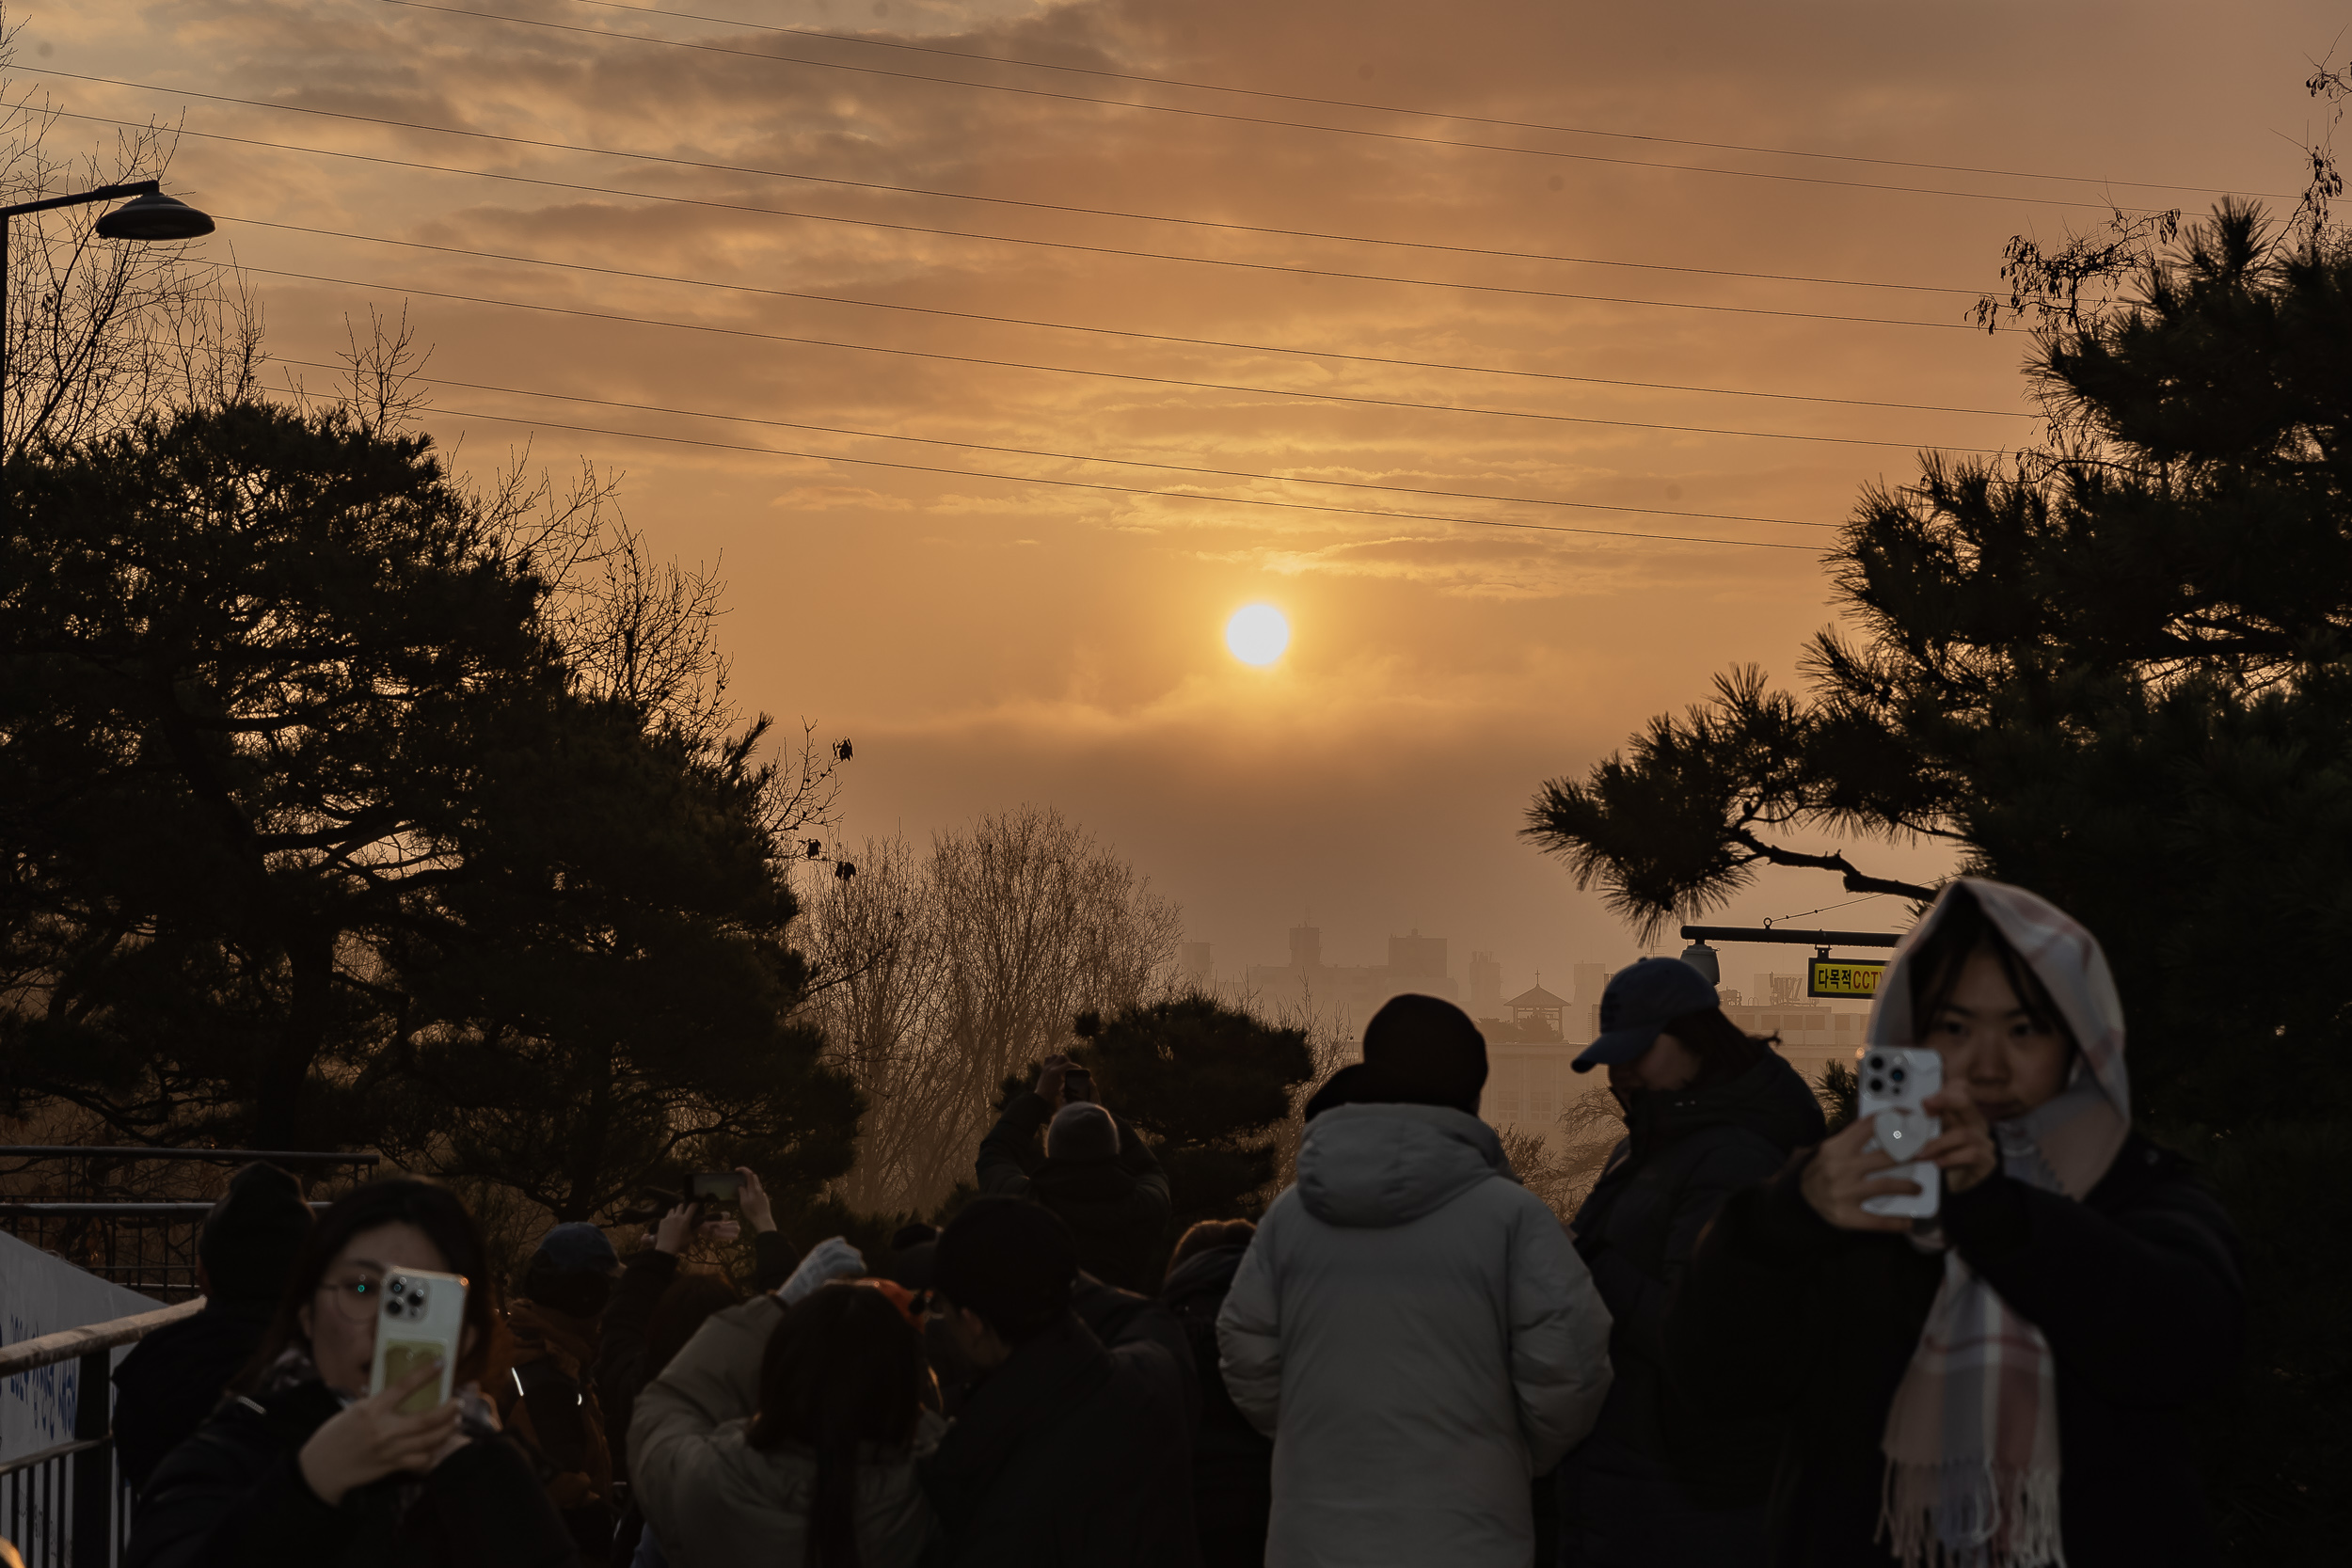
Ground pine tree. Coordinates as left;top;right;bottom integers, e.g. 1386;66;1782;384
1523;203;2351;1558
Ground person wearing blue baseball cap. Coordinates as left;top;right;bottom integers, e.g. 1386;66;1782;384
1556;958;1827;1568
499;1221;623;1560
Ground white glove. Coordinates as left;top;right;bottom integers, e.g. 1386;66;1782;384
777;1236;866;1305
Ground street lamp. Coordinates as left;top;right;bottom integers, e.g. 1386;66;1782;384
1;179;215;455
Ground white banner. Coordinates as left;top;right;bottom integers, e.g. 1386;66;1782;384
0;1228;160;1464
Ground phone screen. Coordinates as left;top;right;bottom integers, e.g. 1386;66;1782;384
690;1172;740;1202
1063;1069;1093;1102
382;1340;446;1416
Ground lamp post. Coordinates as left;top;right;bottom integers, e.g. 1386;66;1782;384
0;180;215;458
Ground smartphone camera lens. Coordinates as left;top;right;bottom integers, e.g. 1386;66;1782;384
1891;1067;1907;1084
409;1291;425;1307
387;1300;405;1317
1868;1077;1885;1093
1867;1054;1884;1071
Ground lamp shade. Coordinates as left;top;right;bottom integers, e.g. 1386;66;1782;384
94;192;215;242
1677;939;1722;986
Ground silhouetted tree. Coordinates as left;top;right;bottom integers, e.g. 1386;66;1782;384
1524;201;2350;1560
1073;992;1315;1228
0;400;858;1220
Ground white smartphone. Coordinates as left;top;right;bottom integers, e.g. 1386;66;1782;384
366;1267;468;1415
1857;1047;1943;1218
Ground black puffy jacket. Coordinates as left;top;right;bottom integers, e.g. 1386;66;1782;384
125;1379;578;1568
1667;1132;2241;1568
1160;1243;1273;1568
976;1092;1173;1293
920;1279;1200;1567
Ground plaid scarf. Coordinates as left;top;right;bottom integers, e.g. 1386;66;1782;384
1864;879;2131;1568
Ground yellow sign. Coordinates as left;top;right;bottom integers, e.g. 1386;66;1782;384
1808;958;1885;999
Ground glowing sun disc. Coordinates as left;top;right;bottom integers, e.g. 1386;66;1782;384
1225;604;1291;666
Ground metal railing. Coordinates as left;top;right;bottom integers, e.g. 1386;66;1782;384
0;1148;377;1302
0;1302;199;1568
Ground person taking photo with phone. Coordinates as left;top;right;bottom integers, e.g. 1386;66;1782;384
1667;879;2243;1568
126;1179;578;1568
975;1051;1171;1292
1555;957;1828;1567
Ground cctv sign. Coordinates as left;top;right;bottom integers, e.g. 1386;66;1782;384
1807;958;1885;999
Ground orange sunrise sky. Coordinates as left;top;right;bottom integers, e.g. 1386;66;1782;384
23;0;2346;995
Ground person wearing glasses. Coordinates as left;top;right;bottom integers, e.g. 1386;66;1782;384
126;1179;578;1568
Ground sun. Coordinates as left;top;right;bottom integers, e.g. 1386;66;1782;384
1224;603;1291;666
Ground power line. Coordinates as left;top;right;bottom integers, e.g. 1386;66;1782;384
31;67;1992;299
578;0;2271;202
271;356;1847;531
228;260;2008;453
37;100;2005;335
385;1;2245;213
358;396;1825;552
226;213;2031;428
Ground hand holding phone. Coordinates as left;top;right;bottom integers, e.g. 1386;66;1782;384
303;1353;463;1505
1857;1048;1943;1219
1062;1068;1095;1104
686;1171;742;1206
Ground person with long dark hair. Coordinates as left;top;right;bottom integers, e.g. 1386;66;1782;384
629;1282;940;1567
125;1179;578;1568
1667;880;2243;1567
1554;958;1828;1565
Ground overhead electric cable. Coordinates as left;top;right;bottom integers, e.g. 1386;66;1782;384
36;99;2001;333
269;356;1849;529
575;0;2272;201
226;261;2007;453
381;399;1826;552
226;214;2031;424
383;1;2245;212
31;67;1991;298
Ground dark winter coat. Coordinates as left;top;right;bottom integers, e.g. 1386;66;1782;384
920;1278;1200;1568
1160;1243;1273;1568
977;1092;1173;1293
1559;1053;1825;1567
111;1299;276;1495
123;1379;579;1568
1666;1132;2242;1568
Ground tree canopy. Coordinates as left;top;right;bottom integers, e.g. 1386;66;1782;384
0;400;857;1218
1523;203;2351;1557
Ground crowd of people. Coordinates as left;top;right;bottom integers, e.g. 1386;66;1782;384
90;877;2241;1567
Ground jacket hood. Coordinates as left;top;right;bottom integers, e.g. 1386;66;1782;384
1867;877;2131;1198
1295;1102;1508;1227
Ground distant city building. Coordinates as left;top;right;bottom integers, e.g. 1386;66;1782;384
1243;923;1459;1037
1478;983;1567;1045
1468;951;1503;1020
1177;942;1214;987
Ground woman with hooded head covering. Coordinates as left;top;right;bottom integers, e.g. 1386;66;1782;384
1665;879;2243;1568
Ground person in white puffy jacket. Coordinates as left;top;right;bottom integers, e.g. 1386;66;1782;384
1217;994;1613;1568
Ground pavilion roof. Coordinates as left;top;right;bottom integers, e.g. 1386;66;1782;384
1506;984;1568;1011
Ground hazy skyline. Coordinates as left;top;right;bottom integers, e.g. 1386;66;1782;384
24;0;2344;990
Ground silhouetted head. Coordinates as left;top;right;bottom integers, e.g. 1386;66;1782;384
752;1282;929;1567
519;1221;619;1321
930;1196;1074;1346
645;1273;744;1378
1361;993;1489;1115
1044;1101;1120;1161
199;1162;312;1308
1302;1062;1373;1121
1167;1218;1254;1280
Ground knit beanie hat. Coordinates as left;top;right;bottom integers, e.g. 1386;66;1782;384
1360;993;1489;1115
199;1163;313;1307
1043;1102;1120;1161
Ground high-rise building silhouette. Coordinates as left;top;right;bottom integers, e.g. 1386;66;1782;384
1469;951;1503;1019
